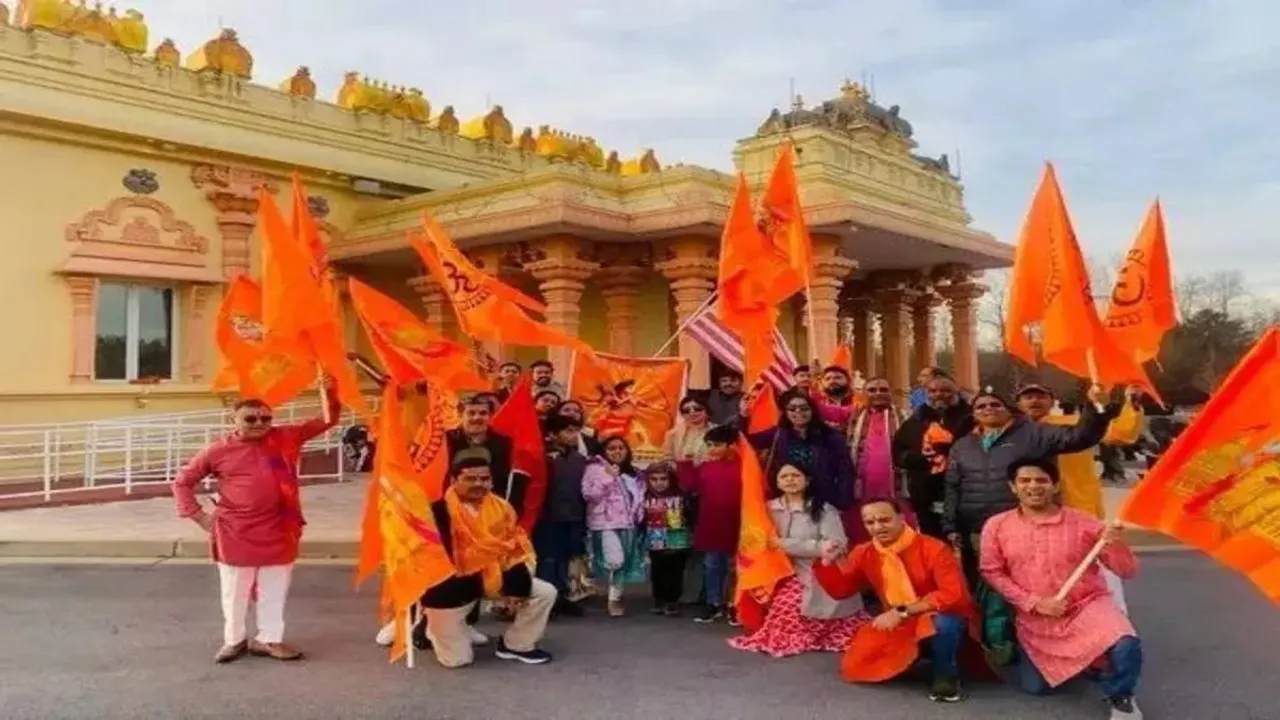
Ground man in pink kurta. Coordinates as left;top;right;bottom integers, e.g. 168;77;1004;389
172;390;338;663
980;457;1144;720
846;377;913;543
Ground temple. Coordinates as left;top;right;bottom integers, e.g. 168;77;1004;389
0;8;1012;424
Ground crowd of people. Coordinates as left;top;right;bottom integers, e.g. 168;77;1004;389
173;358;1151;720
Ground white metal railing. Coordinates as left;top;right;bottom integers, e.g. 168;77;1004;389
0;399;378;504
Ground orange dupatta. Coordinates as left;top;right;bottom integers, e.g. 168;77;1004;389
873;525;935;639
443;487;535;597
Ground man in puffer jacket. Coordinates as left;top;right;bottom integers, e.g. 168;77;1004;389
892;373;974;540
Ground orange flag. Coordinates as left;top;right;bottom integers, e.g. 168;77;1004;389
830;344;853;374
411;214;593;357
366;382;457;660
212;276;314;406
1104;200;1177;363
745;382;780;434
1121;328;1280;604
734;435;795;630
347;277;488;391
718;175;794;387
259;189;370;418
759;142;813;297
1003;164;1159;400
491;375;548;532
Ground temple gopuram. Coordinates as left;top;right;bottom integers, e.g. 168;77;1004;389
0;6;1012;423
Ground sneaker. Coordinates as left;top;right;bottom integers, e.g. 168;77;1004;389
663;603;682;617
725;608;741;627
467;626;490;647
693;606;725;624
1108;696;1143;719
375;622;396;647
928;676;965;703
494;639;552;665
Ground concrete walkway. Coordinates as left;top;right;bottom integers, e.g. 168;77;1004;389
0;479;1178;559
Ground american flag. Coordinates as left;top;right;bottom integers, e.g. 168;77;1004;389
684;297;799;391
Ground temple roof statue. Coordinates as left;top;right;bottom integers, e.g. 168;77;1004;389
185;28;252;79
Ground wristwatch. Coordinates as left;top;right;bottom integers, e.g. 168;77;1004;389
894;605;910;619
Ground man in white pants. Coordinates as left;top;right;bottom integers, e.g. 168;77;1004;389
172;387;338;663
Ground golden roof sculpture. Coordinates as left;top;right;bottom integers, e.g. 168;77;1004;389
434;106;460;134
15;0;148;53
459;106;514;145
335;73;430;122
534;126;605;168
620;149;661;177
280;66;316;99
185;28;252;80
151;37;178;67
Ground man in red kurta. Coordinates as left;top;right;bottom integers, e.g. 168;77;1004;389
172;388;339;663
813;498;980;703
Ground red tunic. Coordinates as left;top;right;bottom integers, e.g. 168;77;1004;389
172;416;334;567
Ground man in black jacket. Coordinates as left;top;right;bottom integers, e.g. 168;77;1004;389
412;450;555;668
892;373;974;540
943;385;1115;579
445;395;526;515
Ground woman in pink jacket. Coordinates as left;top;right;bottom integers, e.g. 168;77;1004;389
582;435;646;617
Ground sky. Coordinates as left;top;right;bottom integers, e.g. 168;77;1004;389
122;0;1279;290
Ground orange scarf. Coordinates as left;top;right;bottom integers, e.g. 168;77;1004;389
444;487;536;597
873;525;921;607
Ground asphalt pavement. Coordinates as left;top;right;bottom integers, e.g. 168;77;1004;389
0;554;1275;720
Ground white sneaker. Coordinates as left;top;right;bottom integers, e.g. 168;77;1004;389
375;621;396;647
468;626;490;646
1109;696;1143;719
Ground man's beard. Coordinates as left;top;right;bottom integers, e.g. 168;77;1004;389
825;384;850;398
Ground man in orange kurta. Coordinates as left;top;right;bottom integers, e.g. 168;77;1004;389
813;498;979;703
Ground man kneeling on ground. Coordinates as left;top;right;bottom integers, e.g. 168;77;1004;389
813;498;980;703
413;447;556;667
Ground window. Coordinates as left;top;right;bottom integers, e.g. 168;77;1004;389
94;283;177;381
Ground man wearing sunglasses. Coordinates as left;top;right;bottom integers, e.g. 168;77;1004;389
172;379;341;664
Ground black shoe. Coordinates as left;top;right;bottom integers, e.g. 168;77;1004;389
1107;695;1143;718
725;607;741;627
650;603;667;615
494;639;552;665
693;606;725;624
552;599;585;618
928;676;964;703
410;623;432;651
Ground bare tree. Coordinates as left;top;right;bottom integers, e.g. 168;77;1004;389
977;269;1010;350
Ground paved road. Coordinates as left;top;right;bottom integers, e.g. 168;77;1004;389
0;555;1275;720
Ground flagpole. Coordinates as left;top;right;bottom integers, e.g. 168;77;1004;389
803;280;819;365
651;292;719;358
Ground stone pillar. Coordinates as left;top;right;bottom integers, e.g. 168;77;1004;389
873;286;917;407
911;292;941;374
655;236;717;388
940;280;986;392
596;266;647;356
190;165;277;279
407;275;449;335
840;282;876;377
523;236;599;377
65;275;97;384
182;284;215;384
807;235;857;365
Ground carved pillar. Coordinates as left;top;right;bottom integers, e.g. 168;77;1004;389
840;282;876;377
807;235;857;365
190;165;277;280
523;236;599;376
911;292;941;374
596;267;647;357
66;275;98;384
407;275;450;336
182;284;215;384
655;236;718;388
939;280;986;392
872;283;917;407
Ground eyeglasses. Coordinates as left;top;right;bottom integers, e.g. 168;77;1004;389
973;403;1005;411
243;415;273;425
680;406;705;415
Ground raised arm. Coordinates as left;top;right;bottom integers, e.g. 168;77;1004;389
977;520;1039;613
1025;401;1116;457
289;387;343;444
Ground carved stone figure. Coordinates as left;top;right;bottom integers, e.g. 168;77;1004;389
185;28;253;80
112;9;147;53
151;37;178;67
402;88;430;123
280;66;316;99
435;106;459;134
122;168;158;194
480;105;513;144
515;127;537;153
604;151;622;174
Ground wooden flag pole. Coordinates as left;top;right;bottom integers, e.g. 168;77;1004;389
803;279;819;366
316;363;332;424
651;292;718;358
405;602;417;669
1053;527;1116;601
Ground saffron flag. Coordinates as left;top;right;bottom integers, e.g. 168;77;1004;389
830;344;853;374
1003;164;1159;400
258;189;370;418
347;277;488;391
368;382;457;660
212;276;314;406
567;352;686;463
1120;328;1280;604
1104;200;1177;364
717;175;795;388
759;142;813;297
745;382;780;435
491;375;548;532
734;435;795;631
411;214;593;357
